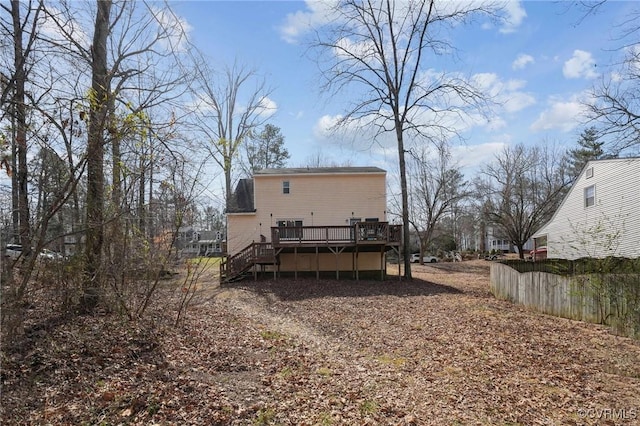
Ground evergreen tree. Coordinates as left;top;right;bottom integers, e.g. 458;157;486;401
567;127;608;179
244;124;289;173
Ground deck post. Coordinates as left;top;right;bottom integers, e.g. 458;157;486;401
294;247;298;280
355;246;359;281
380;246;384;281
316;246;319;280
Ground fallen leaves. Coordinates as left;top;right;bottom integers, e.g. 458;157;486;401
2;260;639;425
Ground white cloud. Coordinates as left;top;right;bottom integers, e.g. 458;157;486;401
472;73;536;113
39;6;91;49
259;96;277;113
313;114;341;140
279;0;339;44
312;71;536;151
150;7;193;52
611;71;623;83
503;91;536;113
530;95;589;132
453;141;509;170
563;50;598;79
512;53;534;70
499;1;527;34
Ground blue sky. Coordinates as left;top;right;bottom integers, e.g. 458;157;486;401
170;0;636;177
1;1;635;209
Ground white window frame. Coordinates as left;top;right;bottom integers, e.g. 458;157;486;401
584;184;595;208
282;181;290;194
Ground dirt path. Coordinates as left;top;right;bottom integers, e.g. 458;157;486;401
3;260;639;425
184;260;640;425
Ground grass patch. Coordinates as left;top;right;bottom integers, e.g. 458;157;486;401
376;354;406;368
253;407;275;425
360;400;379;416
316;367;332;377
260;329;285;340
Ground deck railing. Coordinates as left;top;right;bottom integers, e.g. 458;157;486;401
220;241;274;281
271;222;401;246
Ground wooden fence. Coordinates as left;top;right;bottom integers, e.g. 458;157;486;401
490;263;639;338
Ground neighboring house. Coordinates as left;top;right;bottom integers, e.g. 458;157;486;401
485;226;511;253
176;226;196;250
197;230;226;257
223;167;401;281
484;225;533;254
533;158;640;260
179;227;226;257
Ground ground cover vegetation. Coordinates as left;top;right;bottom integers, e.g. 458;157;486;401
2;261;639;425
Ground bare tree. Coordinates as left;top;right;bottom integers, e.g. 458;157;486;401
32;0;195;312
299;150;353;168
478;143;571;259
408;144;470;261
191;60;274;207
81;0;112;312
2;1;44;255
574;1;640;154
312;0;495;278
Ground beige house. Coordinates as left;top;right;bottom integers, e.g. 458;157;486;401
222;167;401;281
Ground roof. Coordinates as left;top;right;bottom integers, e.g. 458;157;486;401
227;178;255;213
254;166;386;176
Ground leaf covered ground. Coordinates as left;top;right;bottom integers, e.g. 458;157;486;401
2;260;639;425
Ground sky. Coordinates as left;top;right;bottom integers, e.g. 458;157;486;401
1;1;637;211
169;0;637;179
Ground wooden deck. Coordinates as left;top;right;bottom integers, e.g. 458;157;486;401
221;222;401;282
271;222;401;248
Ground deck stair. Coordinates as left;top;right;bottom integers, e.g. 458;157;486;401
220;242;276;283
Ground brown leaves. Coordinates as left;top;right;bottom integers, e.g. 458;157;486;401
2;260;640;425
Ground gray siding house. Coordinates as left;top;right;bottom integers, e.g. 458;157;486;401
533;157;640;260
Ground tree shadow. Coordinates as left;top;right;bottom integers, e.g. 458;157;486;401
225;277;463;302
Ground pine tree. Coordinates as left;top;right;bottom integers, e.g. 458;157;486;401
567;127;608;179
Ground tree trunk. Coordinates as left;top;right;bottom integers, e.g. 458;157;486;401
109;98;124;275
82;0;112;313
138;142;146;236
396;124;412;279
12;0;31;254
11;109;19;244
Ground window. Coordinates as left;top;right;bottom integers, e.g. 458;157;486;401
584;185;595;207
282;181;290;194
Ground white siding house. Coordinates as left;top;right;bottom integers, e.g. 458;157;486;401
533;158;640;260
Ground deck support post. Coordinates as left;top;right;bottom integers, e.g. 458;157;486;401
380;246;385;281
294;247;298;280
316;246;319;280
328;246;344;279
355;246;359;281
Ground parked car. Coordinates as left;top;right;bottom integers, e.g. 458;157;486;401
38;249;65;262
410;253;438;263
529;246;547;261
4;244;22;260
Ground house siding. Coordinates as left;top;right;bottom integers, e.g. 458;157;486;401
227;170;387;255
278;252;382;271
534;158;640;259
